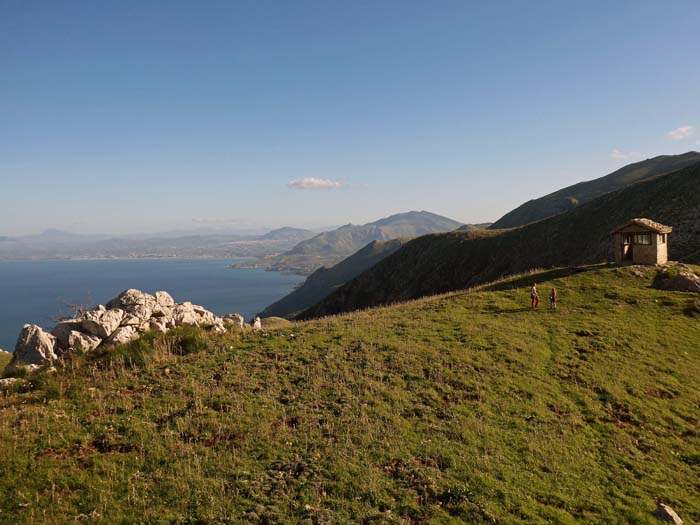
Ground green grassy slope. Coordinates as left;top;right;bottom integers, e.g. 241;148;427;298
302;161;700;319
1;266;699;524
261;239;407;318
491;151;700;229
0;352;10;371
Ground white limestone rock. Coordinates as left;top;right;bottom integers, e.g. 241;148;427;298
155;291;175;307
149;318;169;333
173;302;199;326
81;308;125;338
5;324;58;374
653;503;683;524
223;313;245;330
106;326;139;346
209;322;226;334
51;319;83;352
107;289;157;317
67;330;102;353
120;313;142;326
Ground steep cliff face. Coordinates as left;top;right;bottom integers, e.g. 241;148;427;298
300;160;700;318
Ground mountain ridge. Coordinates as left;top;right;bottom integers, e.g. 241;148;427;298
491;151;700;229
238;210;464;275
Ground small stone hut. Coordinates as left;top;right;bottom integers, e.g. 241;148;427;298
612;218;672;265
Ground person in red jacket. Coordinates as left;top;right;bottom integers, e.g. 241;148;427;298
530;283;539;309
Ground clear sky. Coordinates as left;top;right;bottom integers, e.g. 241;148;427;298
1;0;699;235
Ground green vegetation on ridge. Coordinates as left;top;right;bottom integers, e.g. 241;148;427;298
1;266;699;524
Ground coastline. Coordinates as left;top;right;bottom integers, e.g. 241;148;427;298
0;258;304;352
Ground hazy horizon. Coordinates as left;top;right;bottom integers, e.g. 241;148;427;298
2;1;699;236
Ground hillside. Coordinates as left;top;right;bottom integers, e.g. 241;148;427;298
1;266;699;523
260;227;316;242
301;160;700;318
261;239;407;318
237;211;463;275
491;151;700;229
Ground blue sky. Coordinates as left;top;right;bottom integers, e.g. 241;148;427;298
1;0;699;235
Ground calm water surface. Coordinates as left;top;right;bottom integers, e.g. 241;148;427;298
0;259;303;351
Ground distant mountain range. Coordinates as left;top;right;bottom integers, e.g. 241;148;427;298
491;151;700;229
259;227;315;241
239;211;464;275
0;228;316;261
299;154;700;319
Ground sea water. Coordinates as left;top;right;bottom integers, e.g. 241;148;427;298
0;258;304;351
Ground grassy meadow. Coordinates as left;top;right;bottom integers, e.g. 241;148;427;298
0;264;699;524
0;352;10;373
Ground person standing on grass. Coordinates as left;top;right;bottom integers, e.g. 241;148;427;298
549;287;557;309
530;282;539;309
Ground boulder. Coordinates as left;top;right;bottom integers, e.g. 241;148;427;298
173;302;199;326
252;316;262;332
67;330;102;353
51;319;83;352
106;326;139;346
149;318;169;333
223;313;245;330
108;288;155;307
130;304;153;322
655;265;700;293
5;324;58;374
81;308;125;338
151;304;173;318
209;322;226;334
107;289;157;318
155;291;175;307
120;313;142;326
193;305;218;325
653;503;683;524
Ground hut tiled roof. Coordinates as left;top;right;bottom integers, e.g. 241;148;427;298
612;218;673;234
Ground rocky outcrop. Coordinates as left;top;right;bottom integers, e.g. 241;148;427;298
653;503;683;524
654;264;700;293
5;324;58;375
2;289;244;377
223;313;245;330
82;307;125;338
67;330;102;353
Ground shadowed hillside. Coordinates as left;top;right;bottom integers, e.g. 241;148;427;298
491;151;700;229
1;266;699;523
301;160;700;318
261;239;407;318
